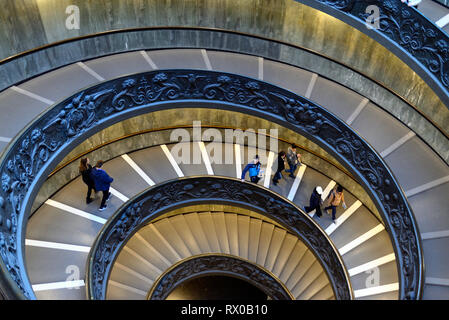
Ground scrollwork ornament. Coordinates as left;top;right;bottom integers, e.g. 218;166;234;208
149;255;292;300
313;0;449;93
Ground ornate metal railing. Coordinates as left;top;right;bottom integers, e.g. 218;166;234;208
148;254;294;300
86;176;348;299
0;69;423;299
296;0;449;107
147;254;294;300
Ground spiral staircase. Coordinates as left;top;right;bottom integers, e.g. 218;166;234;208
25;141;396;299
0;0;448;300
108;210;334;300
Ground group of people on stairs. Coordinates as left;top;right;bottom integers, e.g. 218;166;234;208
303;185;347;224
79;143;346;221
241;143;346;224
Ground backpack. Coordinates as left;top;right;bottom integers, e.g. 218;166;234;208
249;163;260;177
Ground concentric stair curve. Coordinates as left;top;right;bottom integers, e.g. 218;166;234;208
106;211;334;300
26;141;397;299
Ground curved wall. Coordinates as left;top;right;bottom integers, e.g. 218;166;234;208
0;0;447;140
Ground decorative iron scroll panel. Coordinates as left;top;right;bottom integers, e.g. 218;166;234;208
87;177;347;300
297;0;449;108
148;254;293;300
0;69;422;299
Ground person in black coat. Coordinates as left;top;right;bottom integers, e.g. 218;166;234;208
272;151;286;186
304;186;323;219
79;158;96;204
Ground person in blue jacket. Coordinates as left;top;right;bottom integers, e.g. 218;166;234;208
91;160;113;211
241;155;262;184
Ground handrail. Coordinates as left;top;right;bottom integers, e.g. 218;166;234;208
0;69;423;299
85;176;351;300
147;254;295;300
296;0;449;109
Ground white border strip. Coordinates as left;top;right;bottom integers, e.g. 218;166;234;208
161;144;184;177
353;283;399;298
380;131;415;158
305;73;318;98
348;253;396;277
426;277;449;286
235;144;242;178
45;199;106;224
10;86;55;105
287;164;307;201
121;154;155;186
264;151;275;188
109;280;147;296
110;187;129;202
405;175;449;198
25;239;90;253
198;141;214;175
346;98;369;125
201;49;213;70
421;229;449;240
0;136;12;143
258;57;264;80
325;200;362;235
32;280;85;292
321;180;336;202
140;50;158;69
436;13;449;28
76;62;105;81
339;224;385;255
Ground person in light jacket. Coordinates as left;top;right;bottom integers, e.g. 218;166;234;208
91;160;113;211
324;185;347;224
285;144;301;178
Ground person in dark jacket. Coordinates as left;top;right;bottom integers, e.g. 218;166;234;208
91;160;113;211
303;186;323;219
272;151;286;186
79;158;96;204
285;144;301;178
241;155;262;184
